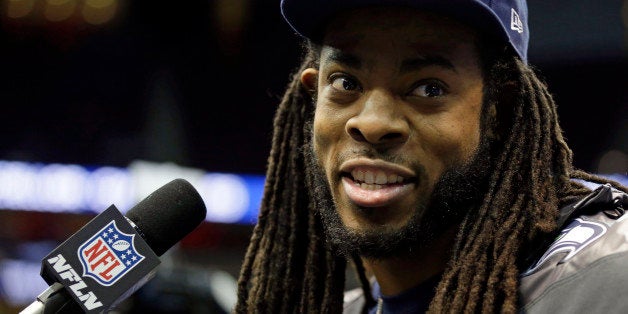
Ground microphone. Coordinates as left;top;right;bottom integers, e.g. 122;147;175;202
20;178;208;313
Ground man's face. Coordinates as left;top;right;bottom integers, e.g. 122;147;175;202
301;8;487;257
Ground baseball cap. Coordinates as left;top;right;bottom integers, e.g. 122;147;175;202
280;0;529;63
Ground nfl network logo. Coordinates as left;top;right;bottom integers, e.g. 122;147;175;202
510;8;524;33
78;220;145;286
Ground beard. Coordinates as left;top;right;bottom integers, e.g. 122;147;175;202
304;137;494;259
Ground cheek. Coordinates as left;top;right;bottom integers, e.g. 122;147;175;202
444;112;481;157
419;98;483;168
312;106;344;178
455;93;483;158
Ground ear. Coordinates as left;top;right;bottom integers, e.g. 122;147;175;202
300;68;319;93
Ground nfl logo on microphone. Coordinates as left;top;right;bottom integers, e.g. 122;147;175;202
78;220;145;286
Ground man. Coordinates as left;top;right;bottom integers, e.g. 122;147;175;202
235;0;628;313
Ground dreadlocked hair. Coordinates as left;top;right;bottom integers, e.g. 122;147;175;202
235;45;347;313
235;37;628;313
426;52;627;313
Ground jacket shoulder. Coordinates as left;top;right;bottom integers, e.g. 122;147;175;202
520;184;628;313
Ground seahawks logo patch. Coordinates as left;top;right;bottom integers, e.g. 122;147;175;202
523;218;607;275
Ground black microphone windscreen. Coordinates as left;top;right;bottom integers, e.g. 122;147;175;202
125;178;207;256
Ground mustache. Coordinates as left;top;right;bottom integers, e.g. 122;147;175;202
333;147;425;174
307;124;408;166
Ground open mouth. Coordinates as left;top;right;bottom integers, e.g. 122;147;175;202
340;166;417;207
344;168;411;189
351;169;406;190
337;158;419;207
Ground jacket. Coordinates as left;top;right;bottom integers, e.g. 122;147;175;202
519;183;628;313
343;183;628;313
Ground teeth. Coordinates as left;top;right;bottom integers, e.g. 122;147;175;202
359;183;383;190
354;169;365;182
351;169;404;185
375;171;387;184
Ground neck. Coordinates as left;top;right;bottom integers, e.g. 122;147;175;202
363;225;458;296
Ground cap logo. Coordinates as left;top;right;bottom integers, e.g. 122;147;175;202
510;8;524;34
522;218;607;276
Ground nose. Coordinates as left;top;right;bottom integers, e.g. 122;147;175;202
345;90;410;146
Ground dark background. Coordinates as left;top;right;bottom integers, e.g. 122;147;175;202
0;0;626;175
0;0;625;312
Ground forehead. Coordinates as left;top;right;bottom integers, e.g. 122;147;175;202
320;7;480;65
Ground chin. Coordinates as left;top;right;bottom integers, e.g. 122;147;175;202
340;203;420;231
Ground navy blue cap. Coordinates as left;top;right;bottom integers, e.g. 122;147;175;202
280;0;529;63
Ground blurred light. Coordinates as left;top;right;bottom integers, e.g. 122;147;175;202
44;0;77;22
82;0;117;25
127;160;205;206
207;270;238;312
7;0;36;19
84;166;134;213
200;173;249;224
214;0;248;31
212;0;250;56
0;259;49;306
0;161;39;210
37;163;89;212
0;160;265;224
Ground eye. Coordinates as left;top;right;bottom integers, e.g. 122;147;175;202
330;74;361;92
410;81;447;98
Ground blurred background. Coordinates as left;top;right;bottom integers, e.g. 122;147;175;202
0;0;626;313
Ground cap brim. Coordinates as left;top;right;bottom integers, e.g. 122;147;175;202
280;0;526;61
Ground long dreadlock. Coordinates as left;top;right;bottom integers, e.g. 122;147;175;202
234;46;346;313
235;37;627;313
426;48;627;313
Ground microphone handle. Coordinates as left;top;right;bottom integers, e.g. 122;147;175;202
20;282;83;314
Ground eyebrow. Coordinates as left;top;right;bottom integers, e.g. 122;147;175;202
323;49;362;69
400;55;456;74
323;49;456;74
